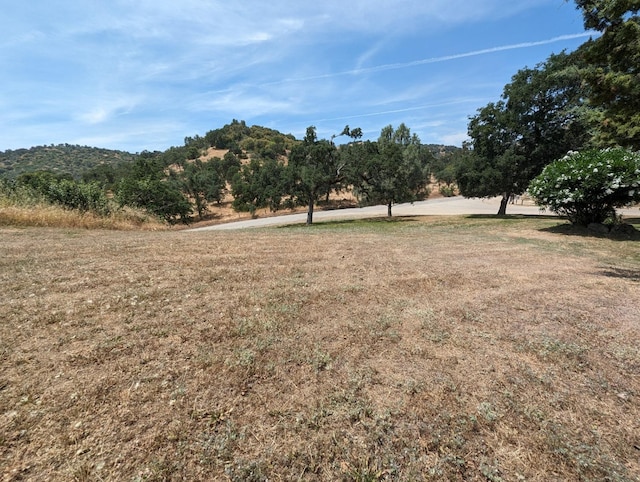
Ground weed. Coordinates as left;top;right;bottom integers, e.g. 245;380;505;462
480;459;504;482
477;401;499;423
70;463;92;482
342;455;386;481
227;348;256;368
309;347;332;372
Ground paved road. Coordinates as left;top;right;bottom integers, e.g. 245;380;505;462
188;197;535;231
188;196;640;231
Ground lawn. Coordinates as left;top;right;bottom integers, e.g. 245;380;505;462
1;216;639;481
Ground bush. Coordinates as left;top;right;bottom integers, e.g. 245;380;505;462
46;179;111;215
439;184;456;197
528;148;640;226
12;172;111;215
115;178;192;224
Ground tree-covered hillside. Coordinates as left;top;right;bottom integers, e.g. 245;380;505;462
0;144;138;180
1;120;462;225
0;122;458;183
425;144;461;158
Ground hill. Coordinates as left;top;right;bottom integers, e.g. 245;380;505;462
0;144;138;180
0;120;460;182
425;143;461;158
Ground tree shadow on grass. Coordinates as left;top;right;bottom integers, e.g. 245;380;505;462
540;222;640;241
599;267;640;282
281;216;421;229
465;214;559;220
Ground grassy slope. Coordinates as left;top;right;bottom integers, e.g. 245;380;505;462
1;217;639;481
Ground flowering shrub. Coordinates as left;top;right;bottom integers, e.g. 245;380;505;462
528;148;640;226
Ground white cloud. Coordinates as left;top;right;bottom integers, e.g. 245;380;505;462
0;0;591;151
440;131;470;146
193;91;297;117
77;97;139;125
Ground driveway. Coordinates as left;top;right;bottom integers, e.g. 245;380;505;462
188;196;640;231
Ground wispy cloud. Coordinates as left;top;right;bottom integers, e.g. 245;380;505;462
313;98;484;123
264;33;595;85
0;1;593;151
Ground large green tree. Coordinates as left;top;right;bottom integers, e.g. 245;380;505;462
115;154;191;223
286;126;346;225
181;159;226;219
344;124;432;216
457;52;592;214
571;0;640;148
231;157;286;216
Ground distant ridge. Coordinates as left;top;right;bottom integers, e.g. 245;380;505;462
0;144;139;180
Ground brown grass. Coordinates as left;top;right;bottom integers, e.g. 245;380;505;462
0;204;166;231
1;217;639;481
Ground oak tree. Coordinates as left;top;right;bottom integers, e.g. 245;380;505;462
457;52;591;214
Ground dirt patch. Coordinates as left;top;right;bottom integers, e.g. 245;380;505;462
1;217;639;480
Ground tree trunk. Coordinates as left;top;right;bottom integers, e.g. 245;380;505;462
387;202;392;217
497;193;510;216
306;197;314;225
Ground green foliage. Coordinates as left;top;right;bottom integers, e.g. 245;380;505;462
439;185;456;197
345;124;432;216
205;119;296;157
432;150;461;187
458;51;592;214
45;179;110;215
81;163;122;190
286;126;343;224
14;171;111;215
124;151;169;181
16;170;73;192
231;157;286;216
181;159;226;219
115;177;191;224
160;146;189;168
571;2;640;149
572;0;640;31
528;148;640;225
3;121;461;225
114;154;191;223
220;152;242;182
0;144;137;180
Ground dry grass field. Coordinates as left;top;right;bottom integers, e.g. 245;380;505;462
1;216;639;481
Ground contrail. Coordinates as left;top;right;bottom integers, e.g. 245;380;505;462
266;33;594;85
313;98;483;123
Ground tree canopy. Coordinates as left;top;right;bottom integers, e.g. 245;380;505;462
344;124;432;217
286;127;344;225
571;0;640;148
1;120;457;225
231;157;286;216
457;51;592;214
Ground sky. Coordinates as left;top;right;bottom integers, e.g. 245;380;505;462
1;1;595;153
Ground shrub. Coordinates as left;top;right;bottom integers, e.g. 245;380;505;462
439;184;456;197
115;178;192;224
12;173;111;216
528;148;640;226
46;179;111;215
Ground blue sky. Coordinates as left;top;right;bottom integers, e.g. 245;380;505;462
1;1;594;152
